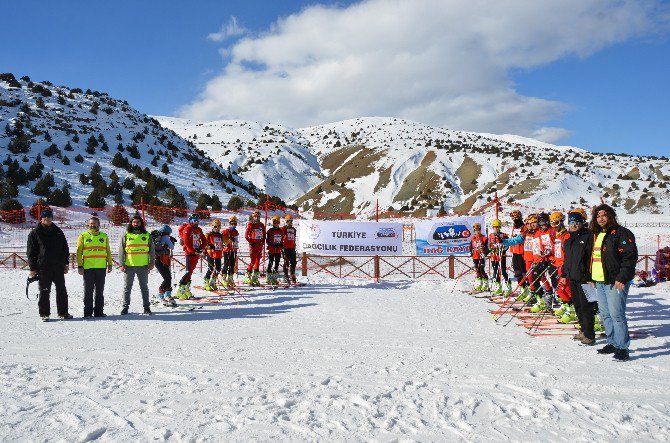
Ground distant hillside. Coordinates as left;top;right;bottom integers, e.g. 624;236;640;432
158;116;670;217
0;73;259;214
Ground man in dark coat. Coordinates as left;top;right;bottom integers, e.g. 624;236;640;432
562;209;596;345
26;208;72;321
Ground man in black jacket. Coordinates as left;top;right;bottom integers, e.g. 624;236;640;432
561;209;597;345
589;204;638;361
26;208;72;321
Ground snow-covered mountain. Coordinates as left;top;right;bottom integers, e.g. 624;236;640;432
158;116;670;217
0;73;259;211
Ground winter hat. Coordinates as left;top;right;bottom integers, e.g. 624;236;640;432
40;208;53;218
161;224;172;234
567;211;585;224
188;214;200;223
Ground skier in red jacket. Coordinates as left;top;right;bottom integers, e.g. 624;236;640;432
282;215;298;284
266;216;283;285
470;222;489;291
244;210;265;285
176;214;207;299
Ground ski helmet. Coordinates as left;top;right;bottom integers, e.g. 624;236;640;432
538;212;550;226
272;215;280;224
188;214;200;223
510;209;522;219
285;214;293;221
549;212;564;224
492;219;502;228
212;219;221;228
525;213;538;224
161;224;172;234
251;210;261;218
229;216;238;224
473;222;482;230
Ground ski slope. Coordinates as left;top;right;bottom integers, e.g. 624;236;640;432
1;269;668;441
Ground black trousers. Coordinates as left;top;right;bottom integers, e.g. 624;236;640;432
473;258;487;278
569;280;598;340
491;257;509;282
283;249;297;277
155;259;172;293
204;256;222;279
223;251;237;275
268;252;281;273
512;254;526;286
83;268;106;316
38;268;68;317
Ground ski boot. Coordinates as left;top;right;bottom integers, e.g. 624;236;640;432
559;305;574;323
594;316;604;333
291;274;297;284
209;276;218;291
251;270;261;286
515;286;527;301
474;278;483;291
481;278;489;291
530;295;546;313
220;277;229;289
162;290;177;306
492;282;503;296
226;274;235;288
243;270;253;285
176;285;189;300
266;272;274;285
554;302;568;316
203;277;213;291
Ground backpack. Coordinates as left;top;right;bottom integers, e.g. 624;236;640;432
150;230;167;255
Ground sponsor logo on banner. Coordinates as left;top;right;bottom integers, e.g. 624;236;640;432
415;216;486;256
376;228;397;238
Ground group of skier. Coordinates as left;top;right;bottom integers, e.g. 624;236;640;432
469;204;638;361
26;209;299;319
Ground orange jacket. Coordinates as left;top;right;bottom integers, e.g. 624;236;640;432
245;222;266;246
523;229;536;262
533;227;555;261
509;225;525;255
282;226;297;249
552;228;569;271
470;233;488;260
206;231;225;259
221;227;239;252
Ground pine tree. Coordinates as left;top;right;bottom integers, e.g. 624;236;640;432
32;173;55;196
85;189;106;208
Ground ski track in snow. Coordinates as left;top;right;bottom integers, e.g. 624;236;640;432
1;269;669;441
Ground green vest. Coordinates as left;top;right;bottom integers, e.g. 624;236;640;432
81;231;109;270
124;232;150;267
591;232;606;282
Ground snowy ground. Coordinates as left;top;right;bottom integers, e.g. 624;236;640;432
1;268;669;442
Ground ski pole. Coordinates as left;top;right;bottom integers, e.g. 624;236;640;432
491;259;538;317
494;260;550;321
502;266;558;327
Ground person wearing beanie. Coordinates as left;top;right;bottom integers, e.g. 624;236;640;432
27;208;73;321
153;224;176;306
562;209;597;345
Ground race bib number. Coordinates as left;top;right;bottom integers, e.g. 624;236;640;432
213;237;222;250
192;234;201;249
554;239;563;258
286;232;295;241
524;238;534;252
232;236;239;248
531;238;541;256
253;229;263;240
273;234;283;244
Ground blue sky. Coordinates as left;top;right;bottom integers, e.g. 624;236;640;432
1;0;669;156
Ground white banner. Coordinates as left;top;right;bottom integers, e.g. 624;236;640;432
299;220;403;256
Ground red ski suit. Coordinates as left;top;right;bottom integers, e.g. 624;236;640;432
245;221;266;271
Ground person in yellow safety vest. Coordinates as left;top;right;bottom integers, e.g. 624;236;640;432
118;214;155;315
76;216;113;318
